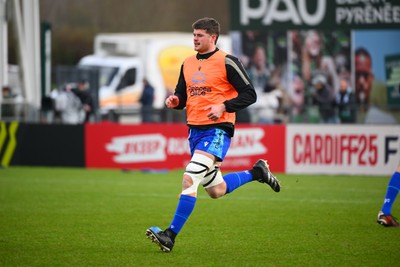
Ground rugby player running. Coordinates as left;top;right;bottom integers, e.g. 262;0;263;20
146;17;281;252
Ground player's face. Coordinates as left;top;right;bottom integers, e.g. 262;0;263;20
193;29;216;54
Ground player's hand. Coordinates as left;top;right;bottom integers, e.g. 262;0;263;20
165;95;179;108
205;104;226;121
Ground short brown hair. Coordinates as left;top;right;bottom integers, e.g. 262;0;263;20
192;17;220;43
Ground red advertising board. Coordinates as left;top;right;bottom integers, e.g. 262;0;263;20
85;123;285;172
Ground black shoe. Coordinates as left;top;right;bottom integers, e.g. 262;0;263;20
253;159;281;192
145;226;175;252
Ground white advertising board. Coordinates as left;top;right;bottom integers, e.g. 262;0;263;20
286;125;400;175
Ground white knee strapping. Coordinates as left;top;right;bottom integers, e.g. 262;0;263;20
181;153;214;195
202;165;224;189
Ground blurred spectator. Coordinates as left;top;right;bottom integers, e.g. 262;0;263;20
302;30;338;97
1;86;24;120
311;74;337;124
246;45;271;123
2;86;15;118
40;95;55;123
140;78;155;123
72;80;94;123
54;84;83;124
2;85;13;98
287;74;305;122
247;45;270;93
253;83;283;124
240;31;268;69
336;78;356;123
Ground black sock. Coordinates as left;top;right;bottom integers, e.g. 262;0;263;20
249;167;261;180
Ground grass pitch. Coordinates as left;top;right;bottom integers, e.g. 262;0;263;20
0;167;399;267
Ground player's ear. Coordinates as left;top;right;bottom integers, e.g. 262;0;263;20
211;34;217;44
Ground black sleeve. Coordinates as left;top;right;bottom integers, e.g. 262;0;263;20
223;55;257;113
173;64;187;110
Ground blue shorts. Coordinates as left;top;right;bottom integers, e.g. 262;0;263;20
188;128;231;161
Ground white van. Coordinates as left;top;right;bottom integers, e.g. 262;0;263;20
78;32;232;117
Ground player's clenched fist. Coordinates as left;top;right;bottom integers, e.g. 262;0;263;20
165;95;179;108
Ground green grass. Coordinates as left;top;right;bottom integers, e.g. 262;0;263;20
0;167;399;267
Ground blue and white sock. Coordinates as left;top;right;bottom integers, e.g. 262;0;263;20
381;171;400;215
